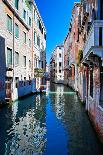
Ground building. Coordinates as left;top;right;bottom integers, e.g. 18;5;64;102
63;0;103;142
78;0;103;142
66;2;81;91
50;45;64;84
0;0;46;103
32;1;46;91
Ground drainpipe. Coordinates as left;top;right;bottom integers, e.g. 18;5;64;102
12;13;15;101
30;1;34;92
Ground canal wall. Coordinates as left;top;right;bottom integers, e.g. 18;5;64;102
12;79;37;101
52;81;103;144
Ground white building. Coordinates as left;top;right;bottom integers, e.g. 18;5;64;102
50;45;64;83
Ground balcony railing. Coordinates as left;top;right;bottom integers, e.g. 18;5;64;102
83;20;103;58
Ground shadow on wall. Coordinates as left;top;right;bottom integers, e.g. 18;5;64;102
0;36;6;103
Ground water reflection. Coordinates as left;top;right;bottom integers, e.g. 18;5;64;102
0;83;103;155
51;85;65;119
3;95;47;155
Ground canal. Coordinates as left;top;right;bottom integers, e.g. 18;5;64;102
0;83;103;155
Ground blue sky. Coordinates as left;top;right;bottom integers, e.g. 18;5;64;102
35;0;80;64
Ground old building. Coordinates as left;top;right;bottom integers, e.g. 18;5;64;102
50;45;64;84
78;0;103;142
0;0;46;102
32;1;46;92
67;2;81;91
63;0;103;142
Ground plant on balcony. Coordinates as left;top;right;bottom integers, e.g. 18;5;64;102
77;50;83;66
25;0;31;10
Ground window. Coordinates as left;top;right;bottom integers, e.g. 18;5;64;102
15;77;19;88
59;70;61;73
41;42;44;50
24;77;26;86
37;19;39;27
37;36;40;47
100;0;103;20
23;56;26;67
7;48;12;66
42;61;43;68
36;59;37;68
15;24;19;38
41;27;43;34
29;76;31;85
100;66;103;107
59;53;61;57
29;17;31;26
59;62;62;66
29;60;31;68
15;52;19;65
44;33;46;40
23;32;26;43
15;0;19;10
29;39;31;47
90;68;93;97
99;27;102;46
23;9;26;20
34;10;36;21
7;15;12;33
34;31;36;45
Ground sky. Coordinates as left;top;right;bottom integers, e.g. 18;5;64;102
35;0;80;64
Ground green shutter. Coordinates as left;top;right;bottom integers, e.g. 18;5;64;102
7;48;12;66
7;15;12;32
15;24;19;38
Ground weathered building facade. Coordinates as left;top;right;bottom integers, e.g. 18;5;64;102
79;0;103;142
0;0;46;102
66;2;81;91
63;0;103;142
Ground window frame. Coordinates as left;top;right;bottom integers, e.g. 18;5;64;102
15;23;19;38
7;15;12;33
7;48;12;66
15;51;19;66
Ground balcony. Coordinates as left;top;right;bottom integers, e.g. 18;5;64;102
83;20;103;60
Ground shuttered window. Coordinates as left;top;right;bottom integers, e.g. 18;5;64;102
7;15;12;33
15;0;19;10
15;24;19;38
34;31;36;45
23;56;26;67
37;36;40;47
7;48;12;66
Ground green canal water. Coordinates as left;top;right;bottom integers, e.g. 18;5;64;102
0;83;103;155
